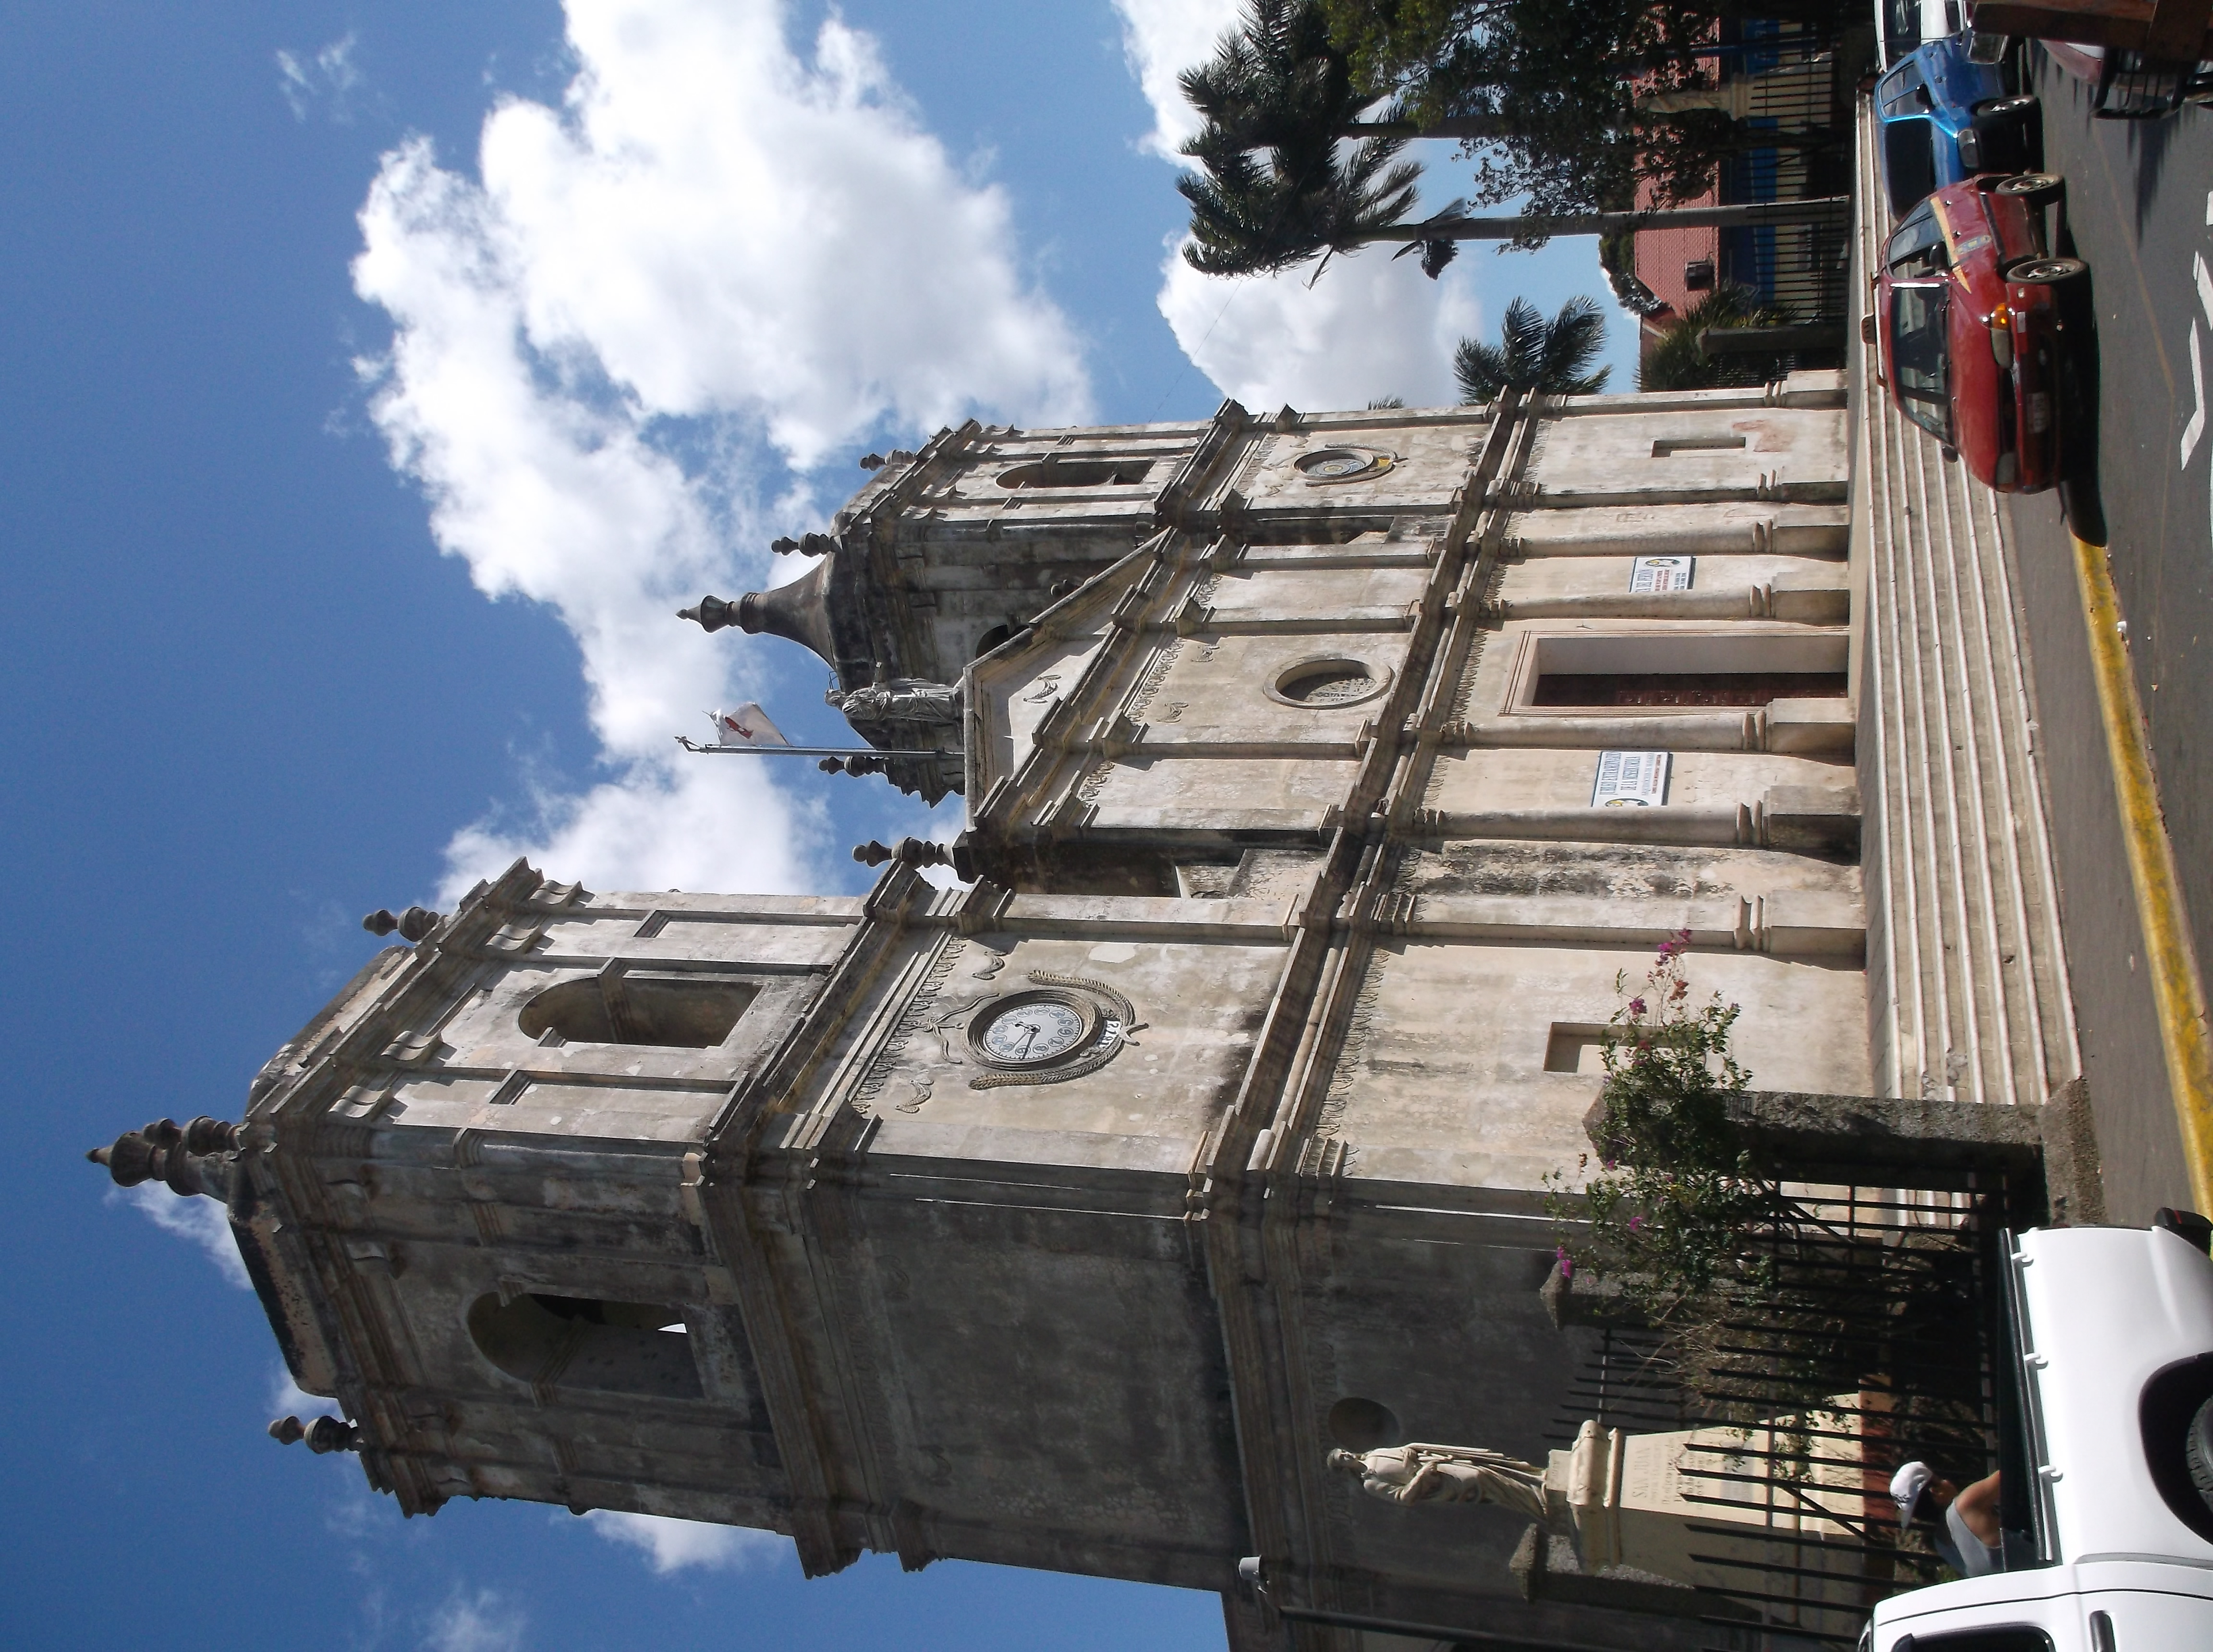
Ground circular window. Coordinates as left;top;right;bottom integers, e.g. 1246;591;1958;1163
1267;656;1390;709
967;989;1104;1070
1295;446;1393;484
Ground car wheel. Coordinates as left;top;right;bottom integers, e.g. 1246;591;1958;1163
2010;256;2090;287
1994;172;2065;208
2189;1396;2213;1512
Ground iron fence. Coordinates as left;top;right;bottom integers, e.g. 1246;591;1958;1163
1542;1175;2031;1648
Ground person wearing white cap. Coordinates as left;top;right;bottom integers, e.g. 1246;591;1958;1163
1891;1460;2006;1577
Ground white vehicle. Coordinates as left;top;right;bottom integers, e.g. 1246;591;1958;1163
1862;1218;2213;1650
1876;0;1964;68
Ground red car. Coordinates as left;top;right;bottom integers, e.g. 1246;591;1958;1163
1868;171;2089;492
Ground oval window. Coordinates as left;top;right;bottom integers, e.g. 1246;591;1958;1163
1269;657;1388;708
1294;447;1392;484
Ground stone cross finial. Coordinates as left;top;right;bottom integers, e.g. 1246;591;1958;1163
87;1117;240;1198
269;1414;360;1454
678;594;739;631
853;838;953;870
363;906;442;942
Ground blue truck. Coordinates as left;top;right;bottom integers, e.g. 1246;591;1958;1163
1873;32;2042;215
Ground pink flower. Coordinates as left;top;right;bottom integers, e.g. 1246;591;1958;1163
1628;1215;1646;1233
1628;997;1647;1015
1554;1246;1575;1278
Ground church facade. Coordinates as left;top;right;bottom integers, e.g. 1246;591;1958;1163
101;380;1934;1648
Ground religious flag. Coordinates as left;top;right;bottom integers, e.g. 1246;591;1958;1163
705;703;790;748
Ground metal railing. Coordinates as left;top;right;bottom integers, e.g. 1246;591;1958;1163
1543;1176;2029;1647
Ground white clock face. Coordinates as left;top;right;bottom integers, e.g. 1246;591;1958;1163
978;1000;1089;1065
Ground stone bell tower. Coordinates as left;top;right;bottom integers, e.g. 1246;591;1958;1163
679;412;1250;802
97;375;1910;1651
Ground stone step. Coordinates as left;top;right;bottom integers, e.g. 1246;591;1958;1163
1853;104;2079;1110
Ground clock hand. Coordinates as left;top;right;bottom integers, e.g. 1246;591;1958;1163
1014;1023;1038;1057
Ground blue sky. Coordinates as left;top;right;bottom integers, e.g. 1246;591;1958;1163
0;4;1630;1648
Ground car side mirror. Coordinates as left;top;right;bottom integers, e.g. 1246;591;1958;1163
1940;445;1961;463
1860;313;1878;345
2153;1208;2213;1254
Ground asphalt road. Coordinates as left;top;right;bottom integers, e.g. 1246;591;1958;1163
2002;49;2213;1219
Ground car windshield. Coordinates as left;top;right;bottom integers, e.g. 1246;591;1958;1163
1884;0;1921;49
1886;201;1949;275
1891;283;1950;439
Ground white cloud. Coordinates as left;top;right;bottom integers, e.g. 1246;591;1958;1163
438;750;827;905
584;1510;789;1573
278;32;364;123
1109;1;1489;413
1111;0;1245;159
353;0;1091;899
423;1589;527;1652
268;1362;320;1423
1156;242;1485;413
111;1184;250;1291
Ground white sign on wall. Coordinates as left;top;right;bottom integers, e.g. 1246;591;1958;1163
1630;555;1695;592
1592;750;1672;807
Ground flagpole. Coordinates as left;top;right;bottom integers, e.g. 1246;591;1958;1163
676;736;953;759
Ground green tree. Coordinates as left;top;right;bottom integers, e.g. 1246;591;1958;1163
1178;115;1423;276
1318;0;1854;220
1453;295;1611;403
1638;283;1789;392
1175;0;1851;277
1177;0;1507;152
1175;0;1471;277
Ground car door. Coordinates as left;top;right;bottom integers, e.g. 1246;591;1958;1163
1885;198;1951;278
1889;280;1954;444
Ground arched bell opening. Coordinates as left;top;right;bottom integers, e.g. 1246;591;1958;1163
518;974;754;1048
466;1292;703;1400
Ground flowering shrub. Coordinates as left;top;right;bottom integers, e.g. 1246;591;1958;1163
1545;932;1776;1316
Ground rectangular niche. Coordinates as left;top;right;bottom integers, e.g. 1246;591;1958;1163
1513;629;1848;713
1544;1023;1617;1075
1651;434;1748;457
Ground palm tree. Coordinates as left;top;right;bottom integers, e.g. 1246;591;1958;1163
1179;121;1423;277
1454;296;1612;404
1177;0;1508;154
1638;284;1790;392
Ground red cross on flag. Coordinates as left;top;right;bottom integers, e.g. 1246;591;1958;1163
705;703;790;748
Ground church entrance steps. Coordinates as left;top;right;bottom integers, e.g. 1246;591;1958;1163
1853;101;2079;1110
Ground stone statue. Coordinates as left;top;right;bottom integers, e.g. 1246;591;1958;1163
1327;1443;1567;1531
827;678;963;728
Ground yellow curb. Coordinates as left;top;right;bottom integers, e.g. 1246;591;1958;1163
2071;532;2213;1214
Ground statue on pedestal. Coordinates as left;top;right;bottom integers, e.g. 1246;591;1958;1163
1327;1443;1567;1531
827;678;963;730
